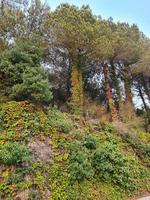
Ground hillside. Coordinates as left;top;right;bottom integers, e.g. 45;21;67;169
0;1;150;200
0;101;150;200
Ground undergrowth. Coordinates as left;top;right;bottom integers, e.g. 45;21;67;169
0;101;150;200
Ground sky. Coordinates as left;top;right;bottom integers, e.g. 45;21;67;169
44;0;150;37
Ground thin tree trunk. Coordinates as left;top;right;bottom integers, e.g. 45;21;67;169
71;62;84;115
124;68;133;106
103;63;118;121
124;65;134;119
137;79;150;128
141;74;150;102
111;62;123;115
138;81;148;113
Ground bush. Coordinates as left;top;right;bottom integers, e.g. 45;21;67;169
29;190;41;200
12;67;53;104
83;135;97;150
92;142;140;191
0;142;31;165
140;143;150;157
104;123;114;133
48;108;73;133
7;168;32;184
125;133;150;163
0;41;53;104
69;151;94;182
8;169;24;184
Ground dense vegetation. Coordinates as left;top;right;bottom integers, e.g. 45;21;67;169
0;0;150;199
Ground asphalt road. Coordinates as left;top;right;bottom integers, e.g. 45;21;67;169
137;197;150;200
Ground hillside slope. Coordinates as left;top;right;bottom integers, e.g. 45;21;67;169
0;101;150;200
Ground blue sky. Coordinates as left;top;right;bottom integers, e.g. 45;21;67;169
44;0;150;37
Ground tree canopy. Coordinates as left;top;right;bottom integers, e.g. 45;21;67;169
0;0;149;122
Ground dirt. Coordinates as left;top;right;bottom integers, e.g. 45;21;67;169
28;136;53;162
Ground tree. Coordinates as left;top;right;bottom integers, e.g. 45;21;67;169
0;0;25;48
46;4;97;114
0;40;52;103
89;19;118;120
0;0;50;53
131;41;150;125
133;41;150;102
110;23;144;120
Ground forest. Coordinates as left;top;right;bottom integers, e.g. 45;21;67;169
0;0;150;200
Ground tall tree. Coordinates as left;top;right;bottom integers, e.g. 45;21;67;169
133;42;150;102
89;19;118;120
110;23;144;119
47;4;97;114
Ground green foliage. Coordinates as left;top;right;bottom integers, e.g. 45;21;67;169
12;67;52;103
49;3;96;57
0;100;149;199
92;142;141;190
0;41;52;103
48;4;97;115
48;107;73;132
104;123;114;133
0;142;31;165
69;151;94;182
0;42;38;89
83;135;97;150
8;169;24;184
140;143;150;157
29;190;41;200
7;167;33;185
49;163;69;200
1;40;42;67
125;132;150;163
0;101;52;141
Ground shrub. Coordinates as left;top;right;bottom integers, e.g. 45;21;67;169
140;143;150;157
29;190;41;200
48;108;73;133
83;135;97;150
125;133;150;163
12;67;53;104
8;169;24;184
104;123;114;133
7;168;32;184
0;142;31;165
0;41;45;101
92;142;140;191
69;151;94;182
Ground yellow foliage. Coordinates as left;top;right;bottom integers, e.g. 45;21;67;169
71;65;84;115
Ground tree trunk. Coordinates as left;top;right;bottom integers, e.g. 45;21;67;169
138;81;148;112
103;63;118;121
111;62;123;115
124;65;134;119
137;79;150;129
141;74;150;103
70;63;84;115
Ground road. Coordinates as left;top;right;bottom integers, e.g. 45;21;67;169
136;197;150;200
